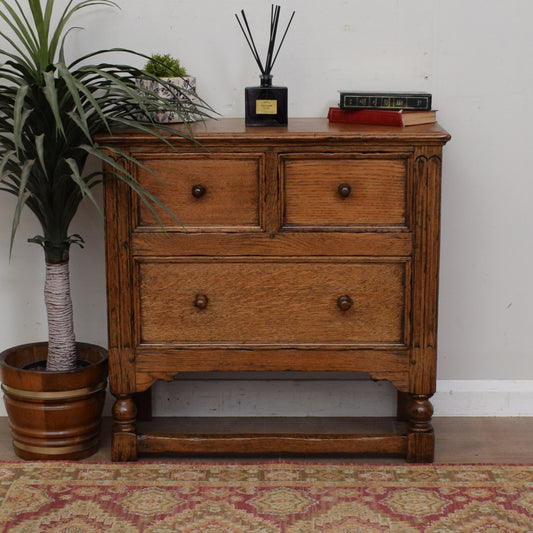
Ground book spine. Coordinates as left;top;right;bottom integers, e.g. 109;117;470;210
327;107;404;126
339;93;431;111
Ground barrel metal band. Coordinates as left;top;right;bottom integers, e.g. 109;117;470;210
1;381;106;400
13;437;99;456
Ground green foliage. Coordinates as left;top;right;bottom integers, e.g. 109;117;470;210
0;0;213;263
144;53;188;78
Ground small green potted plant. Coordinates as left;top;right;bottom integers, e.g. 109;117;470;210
139;53;200;123
0;0;213;459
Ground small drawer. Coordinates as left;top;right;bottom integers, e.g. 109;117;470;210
134;154;262;230
138;259;407;346
282;154;408;228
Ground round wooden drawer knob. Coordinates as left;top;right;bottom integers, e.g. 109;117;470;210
337;183;352;198
337;295;353;311
194;294;209;309
191;184;207;198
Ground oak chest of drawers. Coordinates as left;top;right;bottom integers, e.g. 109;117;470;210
101;118;450;462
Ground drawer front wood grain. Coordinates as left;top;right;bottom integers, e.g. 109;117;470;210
135;154;262;229
138;260;407;346
282;154;408;228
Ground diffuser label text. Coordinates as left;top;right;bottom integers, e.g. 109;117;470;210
256;100;277;114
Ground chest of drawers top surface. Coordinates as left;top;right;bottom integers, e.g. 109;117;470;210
98;117;450;145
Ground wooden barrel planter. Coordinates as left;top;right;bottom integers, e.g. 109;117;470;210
0;342;108;460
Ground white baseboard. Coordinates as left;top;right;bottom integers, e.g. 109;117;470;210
4;379;533;418
433;380;533;417
148;378;533;418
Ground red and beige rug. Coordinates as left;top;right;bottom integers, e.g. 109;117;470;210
0;461;532;531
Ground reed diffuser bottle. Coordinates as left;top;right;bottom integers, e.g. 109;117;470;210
236;5;295;126
245;74;287;127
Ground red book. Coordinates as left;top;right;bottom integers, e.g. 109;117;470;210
327;107;436;127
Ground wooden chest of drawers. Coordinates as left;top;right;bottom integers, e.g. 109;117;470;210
101;118;450;462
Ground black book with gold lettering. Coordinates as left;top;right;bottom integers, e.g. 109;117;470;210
339;91;432;111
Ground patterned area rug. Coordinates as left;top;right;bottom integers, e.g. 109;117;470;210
0;461;532;532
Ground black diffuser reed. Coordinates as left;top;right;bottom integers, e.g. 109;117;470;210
236;5;295;126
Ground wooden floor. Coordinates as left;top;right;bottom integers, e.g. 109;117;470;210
0;417;532;463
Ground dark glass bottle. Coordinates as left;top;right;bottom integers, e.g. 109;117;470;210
245;74;288;127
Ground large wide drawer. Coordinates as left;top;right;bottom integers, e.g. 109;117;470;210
138;259;408;346
282;154;408;229
134;154;262;229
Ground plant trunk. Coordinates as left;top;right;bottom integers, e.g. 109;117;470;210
45;261;77;371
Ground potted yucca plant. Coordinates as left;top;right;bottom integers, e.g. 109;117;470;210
0;0;213;459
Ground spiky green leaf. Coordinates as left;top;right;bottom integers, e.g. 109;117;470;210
65;157;102;216
9;158;34;258
13;84;30;152
42;69;66;137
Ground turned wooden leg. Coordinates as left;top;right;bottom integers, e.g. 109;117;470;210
406;394;434;463
112;394;138;461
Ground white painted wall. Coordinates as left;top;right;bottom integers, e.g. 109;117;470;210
1;0;532;415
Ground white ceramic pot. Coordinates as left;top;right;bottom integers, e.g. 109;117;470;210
137;76;199;123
